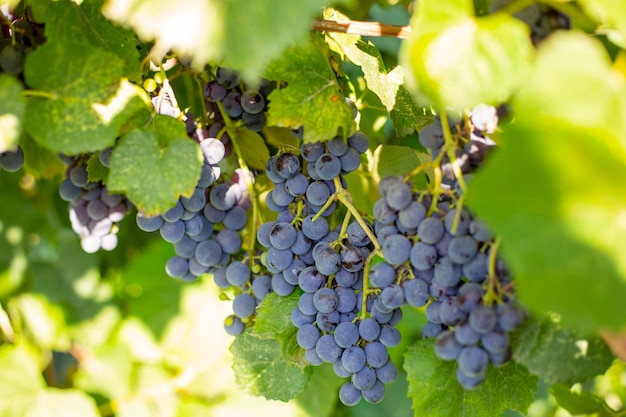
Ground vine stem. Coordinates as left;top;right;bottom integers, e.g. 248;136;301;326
192;75;209;126
427;145;446;215
338;209;352;241
311;190;339;223
484;237;503;305
216;101;259;253
450;194;466;235
332;177;381;253
312;19;411;39
360;249;381;320
404;160;431;183
21;90;58;100
440;110;468;195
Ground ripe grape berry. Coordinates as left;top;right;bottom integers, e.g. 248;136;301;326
0;146;25;172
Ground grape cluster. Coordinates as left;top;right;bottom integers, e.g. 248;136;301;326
368;105;525;389
203;66;273;135
373;176;525;388
0;10;45;75
0;146;24;172
59;157;132;253
249;132;401;405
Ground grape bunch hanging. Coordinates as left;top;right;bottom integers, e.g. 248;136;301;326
58;155;132;253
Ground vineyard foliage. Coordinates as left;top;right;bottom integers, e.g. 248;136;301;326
1;0;626;416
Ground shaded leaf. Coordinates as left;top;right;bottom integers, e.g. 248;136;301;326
373;144;430;189
20;133;65;179
512;316;614;385
551;384;615;417
294;364;343;417
404;338;536;417
235;129;270;171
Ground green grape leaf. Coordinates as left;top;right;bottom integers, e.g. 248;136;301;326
265;35;356;143
20;133;65;179
391;80;432;138
253;291;306;367
10;293;69;351
29;0;143;82
551;384;615;417
253;292;299;340
325;10;430;137
511;317;614;385
25;389;100;417
404;339;537;417
24;42;151;155
373;144;430;189
579;0;626;45
0;344;45;416
235;129;271;171
86;152;110;184
73;344;132;399
107;128;203;215
103;0;323;81
146;114;189;147
0;74;25;153
400;0;533;109
230;331;309;401
467;33;626;332
262;126;300;150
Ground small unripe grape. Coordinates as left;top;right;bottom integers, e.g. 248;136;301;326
143;78;157;93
